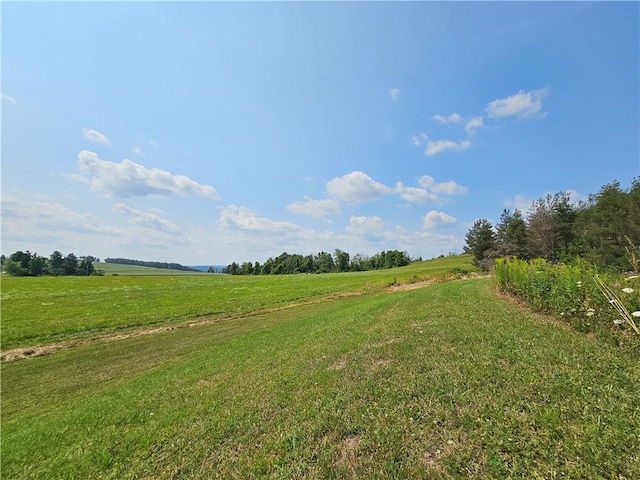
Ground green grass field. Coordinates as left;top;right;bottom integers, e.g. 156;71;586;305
0;255;475;352
2;256;638;478
94;262;211;276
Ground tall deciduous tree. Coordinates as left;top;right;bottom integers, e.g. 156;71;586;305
28;256;48;276
526;191;577;261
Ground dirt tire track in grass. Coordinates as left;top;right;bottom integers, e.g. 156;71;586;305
0;290;364;362
1;275;484;362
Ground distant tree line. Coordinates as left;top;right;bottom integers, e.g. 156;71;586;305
1;251;102;276
222;249;413;275
104;258;200;272
464;179;640;271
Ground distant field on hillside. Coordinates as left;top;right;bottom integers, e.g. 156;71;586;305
94;262;211;276
1;255;476;351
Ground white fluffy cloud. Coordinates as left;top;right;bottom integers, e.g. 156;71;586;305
465;116;484;134
486;88;548;119
286;196;341;217
326;171;394;203
82;128;111;144
0;193;196;257
347;215;385;233
130;146;143;156
0;193;127;256
1;194;105;234
424;139;471;156
433;113;463;124
322;171;467;207
417;175;468;195
421;210;457;229
77;150;221;199
113;203;180;233
220;205;300;233
395;184;440;204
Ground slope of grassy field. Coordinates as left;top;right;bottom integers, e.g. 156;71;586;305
2;274;638;478
93;262;211;276
0;255;476;352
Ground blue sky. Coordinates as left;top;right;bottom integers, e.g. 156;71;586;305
2;1;639;265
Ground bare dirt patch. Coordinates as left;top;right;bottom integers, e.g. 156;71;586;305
387;273;488;293
328;358;347;371
335;435;362;476
0;325;177;362
366;358;391;374
388;279;437;292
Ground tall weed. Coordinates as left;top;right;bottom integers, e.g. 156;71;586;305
495;257;640;351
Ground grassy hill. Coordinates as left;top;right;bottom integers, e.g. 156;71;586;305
1;255;477;352
94;262;211;276
2;255;638;478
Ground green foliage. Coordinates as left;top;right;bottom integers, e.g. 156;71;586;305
494;209;528;259
28;256;48;276
63;253;79;276
223;249;412;275
575;180;640;270
495;257;640;349
464;219;495;270
527;191;577;261
3;258;27;276
2;250;99;277
48;251;64;276
6;251;33;276
465;178;640;272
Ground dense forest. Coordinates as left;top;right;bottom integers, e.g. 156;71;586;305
1;251;101;277
464;179;640;271
104;258;200;272
222;249;413;275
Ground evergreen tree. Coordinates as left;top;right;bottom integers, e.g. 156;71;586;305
49;251;65;276
464;219;495;270
64;253;79;275
78;258;95;276
495;209;529;259
334;249;350;272
576;181;636;270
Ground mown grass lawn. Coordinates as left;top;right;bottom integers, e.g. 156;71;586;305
0;255;475;351
2;278;638;479
93;262;212;276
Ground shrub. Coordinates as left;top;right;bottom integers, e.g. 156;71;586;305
495;257;640;350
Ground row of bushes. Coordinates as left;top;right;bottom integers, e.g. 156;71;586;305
495;257;639;351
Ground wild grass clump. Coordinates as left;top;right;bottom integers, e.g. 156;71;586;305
495;257;640;351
